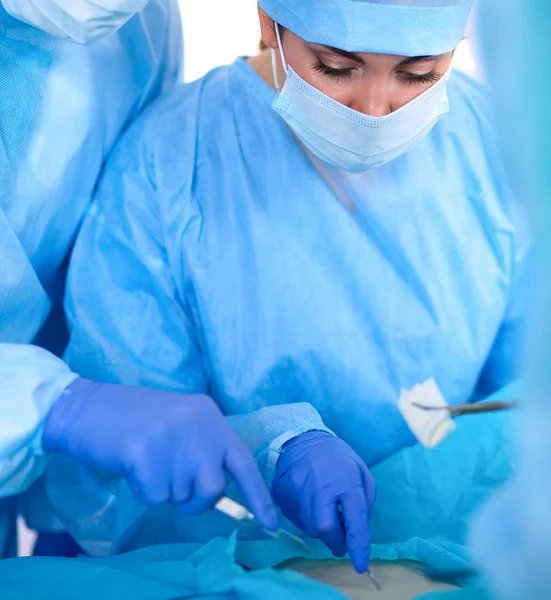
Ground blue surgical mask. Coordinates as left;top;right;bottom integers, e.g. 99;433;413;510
270;27;451;172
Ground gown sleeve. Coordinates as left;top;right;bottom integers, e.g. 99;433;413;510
0;345;78;498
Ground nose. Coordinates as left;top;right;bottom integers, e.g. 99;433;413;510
349;83;392;117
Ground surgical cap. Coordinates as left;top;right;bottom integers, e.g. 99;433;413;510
258;0;474;57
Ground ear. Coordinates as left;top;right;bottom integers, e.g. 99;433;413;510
258;7;278;50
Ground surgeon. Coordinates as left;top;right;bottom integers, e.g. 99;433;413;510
63;0;528;576
0;0;277;560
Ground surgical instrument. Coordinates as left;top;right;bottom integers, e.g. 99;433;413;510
215;496;312;554
336;505;382;591
412;399;519;417
217;497;382;589
367;569;382;591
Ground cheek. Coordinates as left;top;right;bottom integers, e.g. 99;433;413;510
390;83;435;111
302;73;357;106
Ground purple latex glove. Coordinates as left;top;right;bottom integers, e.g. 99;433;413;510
43;378;278;530
273;431;375;573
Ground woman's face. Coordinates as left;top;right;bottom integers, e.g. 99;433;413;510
259;10;454;117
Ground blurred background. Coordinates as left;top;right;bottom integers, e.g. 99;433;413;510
179;0;483;82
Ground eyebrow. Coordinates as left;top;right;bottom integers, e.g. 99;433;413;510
317;46;365;64
316;45;436;67
398;55;434;66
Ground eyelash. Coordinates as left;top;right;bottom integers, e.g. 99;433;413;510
312;59;442;86
312;59;354;79
402;70;441;85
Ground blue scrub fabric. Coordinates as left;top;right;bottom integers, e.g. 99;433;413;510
0;1;183;557
61;57;527;556
0;534;348;600
1;0;151;44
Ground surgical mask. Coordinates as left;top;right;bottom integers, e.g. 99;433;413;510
270;26;451;172
1;0;148;44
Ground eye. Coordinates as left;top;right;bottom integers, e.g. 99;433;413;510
312;59;354;79
401;70;442;85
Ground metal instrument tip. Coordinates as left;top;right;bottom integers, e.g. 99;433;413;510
367;569;382;591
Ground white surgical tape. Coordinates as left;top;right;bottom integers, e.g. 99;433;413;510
398;379;456;448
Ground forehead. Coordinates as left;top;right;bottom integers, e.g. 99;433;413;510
305;42;448;67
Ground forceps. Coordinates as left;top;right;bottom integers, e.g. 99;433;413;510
215;496;312;554
412;399;519;417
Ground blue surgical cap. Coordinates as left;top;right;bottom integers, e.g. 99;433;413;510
258;0;474;57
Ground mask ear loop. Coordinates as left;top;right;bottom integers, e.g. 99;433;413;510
270;21;288;92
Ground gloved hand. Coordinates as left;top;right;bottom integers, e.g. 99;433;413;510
273;431;375;573
43;378;278;530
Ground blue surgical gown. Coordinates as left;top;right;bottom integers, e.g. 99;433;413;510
0;1;182;557
63;59;529;552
